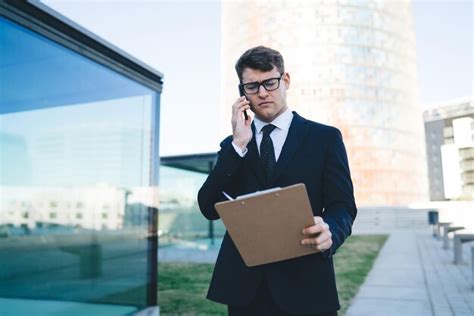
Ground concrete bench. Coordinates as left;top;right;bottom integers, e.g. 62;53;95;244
443;226;464;250
453;234;474;264
436;222;452;239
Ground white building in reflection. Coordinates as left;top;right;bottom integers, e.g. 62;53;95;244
0;185;158;232
0;186;126;230
221;0;429;206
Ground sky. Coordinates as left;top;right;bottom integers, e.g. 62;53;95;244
412;0;473;106
42;0;473;156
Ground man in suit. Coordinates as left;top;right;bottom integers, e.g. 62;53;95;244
198;46;357;316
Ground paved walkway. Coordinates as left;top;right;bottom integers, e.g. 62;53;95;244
346;231;474;316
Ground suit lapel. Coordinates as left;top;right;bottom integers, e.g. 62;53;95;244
268;112;309;186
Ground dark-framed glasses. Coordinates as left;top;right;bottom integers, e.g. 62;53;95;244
240;73;284;94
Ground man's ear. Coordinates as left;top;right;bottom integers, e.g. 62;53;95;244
284;72;290;90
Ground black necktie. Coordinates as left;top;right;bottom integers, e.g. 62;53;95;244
260;124;277;184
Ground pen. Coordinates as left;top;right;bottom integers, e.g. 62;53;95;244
222;191;234;201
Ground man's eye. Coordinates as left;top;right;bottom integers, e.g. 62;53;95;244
264;79;278;87
245;83;258;90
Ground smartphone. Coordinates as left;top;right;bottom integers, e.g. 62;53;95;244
238;85;249;120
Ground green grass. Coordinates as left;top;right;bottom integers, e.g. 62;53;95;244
159;263;224;315
158;234;388;316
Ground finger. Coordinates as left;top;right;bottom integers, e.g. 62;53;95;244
314;231;332;245
313;216;323;224
301;237;331;251
302;222;328;235
238;99;250;108
301;237;316;246
235;96;246;105
301;235;325;245
301;230;331;246
236;105;251;122
239;105;251;113
302;225;323;236
234;101;249;114
317;239;332;252
232;97;247;112
239;103;250;110
232;100;248;122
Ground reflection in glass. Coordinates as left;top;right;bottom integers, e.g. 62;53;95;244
0;15;159;313
158;166;225;246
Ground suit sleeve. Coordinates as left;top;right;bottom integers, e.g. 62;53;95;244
197;136;245;220
321;128;357;259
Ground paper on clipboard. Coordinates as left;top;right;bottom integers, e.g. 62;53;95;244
214;183;317;267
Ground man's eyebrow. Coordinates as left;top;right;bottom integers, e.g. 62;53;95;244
243;76;279;84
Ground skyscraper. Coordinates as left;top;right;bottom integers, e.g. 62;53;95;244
221;0;429;206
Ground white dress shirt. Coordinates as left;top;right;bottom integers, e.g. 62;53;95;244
232;108;294;161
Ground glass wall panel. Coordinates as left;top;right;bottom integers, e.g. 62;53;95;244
159;166;225;247
0;15;159;314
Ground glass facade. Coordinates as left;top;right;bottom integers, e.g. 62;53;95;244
0;11;160;315
159;166;225;246
221;0;429;206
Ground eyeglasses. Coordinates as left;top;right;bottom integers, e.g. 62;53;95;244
239;73;284;95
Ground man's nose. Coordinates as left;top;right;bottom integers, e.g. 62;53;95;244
258;85;268;98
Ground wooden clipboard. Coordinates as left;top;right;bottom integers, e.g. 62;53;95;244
214;183;317;267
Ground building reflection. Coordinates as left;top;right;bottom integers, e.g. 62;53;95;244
0;2;162;313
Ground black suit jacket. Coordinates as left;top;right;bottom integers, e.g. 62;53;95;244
197;112;357;314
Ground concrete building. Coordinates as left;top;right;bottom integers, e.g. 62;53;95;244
424;98;474;201
221;0;429;206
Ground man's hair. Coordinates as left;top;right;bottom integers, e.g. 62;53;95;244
235;46;285;82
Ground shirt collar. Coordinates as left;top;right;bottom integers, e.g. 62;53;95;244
254;108;293;134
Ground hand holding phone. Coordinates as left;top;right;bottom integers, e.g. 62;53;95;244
232;86;253;151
